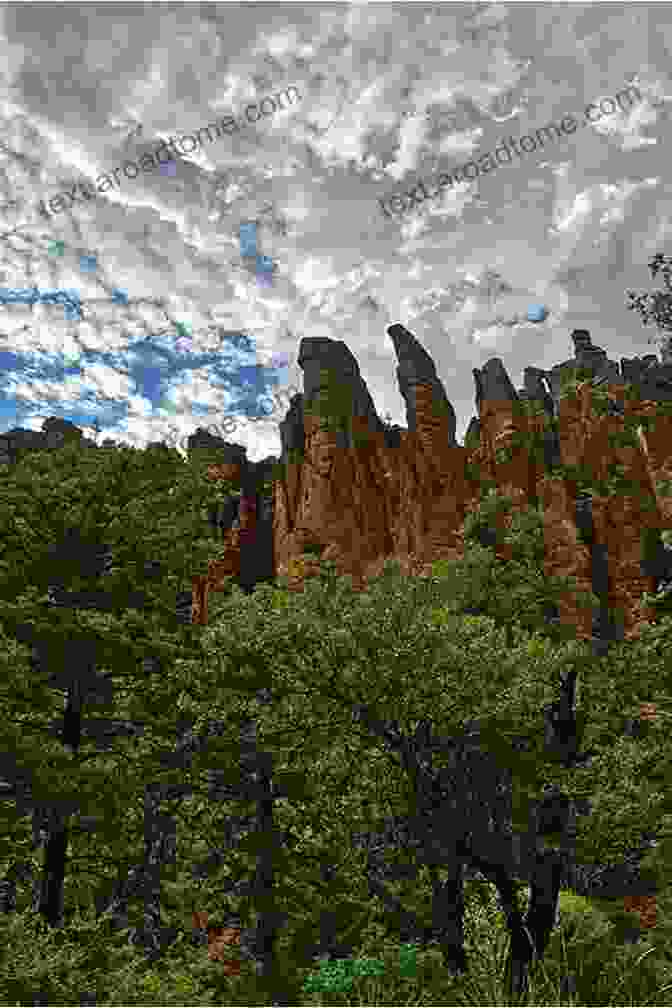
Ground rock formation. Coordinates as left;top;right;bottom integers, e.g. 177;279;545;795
6;327;672;650
199;325;672;653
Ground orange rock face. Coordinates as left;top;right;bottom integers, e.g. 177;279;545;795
553;382;659;639
191;481;258;624
191;911;241;972
639;702;658;721
623;893;657;930
206;463;242;483
538;475;594;639
192;329;672;650
272;382;667;644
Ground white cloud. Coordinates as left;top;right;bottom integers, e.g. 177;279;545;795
0;4;666;460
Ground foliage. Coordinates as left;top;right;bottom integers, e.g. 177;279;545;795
0;905;220;1005
556;888;600;919
301;954;387;995
435;491;597;648
0;437;221;932
1;436;672;1004
626;253;672;361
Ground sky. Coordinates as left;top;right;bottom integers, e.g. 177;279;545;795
0;1;669;462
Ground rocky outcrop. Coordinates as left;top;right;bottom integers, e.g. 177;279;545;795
271;329;471;593
389;323;457;447
7;332;672;651
263;326;672;650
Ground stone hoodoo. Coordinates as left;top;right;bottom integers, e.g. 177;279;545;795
245;325;672;650
5;328;672;649
298;336;386;445
389;323;457;447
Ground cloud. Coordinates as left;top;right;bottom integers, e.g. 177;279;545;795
0;6;665;458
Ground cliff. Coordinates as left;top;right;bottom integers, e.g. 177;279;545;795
5;329;672;651
196;325;672;653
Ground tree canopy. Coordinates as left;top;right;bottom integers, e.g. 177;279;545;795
0;437;670;1004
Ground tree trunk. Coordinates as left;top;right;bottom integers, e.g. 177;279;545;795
523;848;564;962
496;869;535;1000
214;718;295;1005
429;860;467;974
37;809;69;926
36;675;83;927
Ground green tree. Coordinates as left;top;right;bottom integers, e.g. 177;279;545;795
434;488;598;652
208;548;669;1000
0;437;221;934
0;436;339;1001
626;252;672;363
1;442;670;1005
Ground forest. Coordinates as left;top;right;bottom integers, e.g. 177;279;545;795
0;427;670;1006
